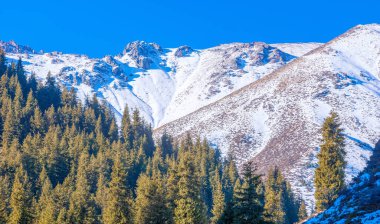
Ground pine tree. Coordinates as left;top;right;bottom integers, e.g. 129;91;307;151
314;112;346;211
67;152;97;224
174;152;207;224
16;58;27;95
30;107;45;135
0;49;6;76
37;72;61;111
283;182;299;224
160;132;174;158
264;166;286;224
132;109;144;147
134;173;171;224
37;200;55;224
102;151;132;224
2;102;17;147
9;166;33;224
108;119;119;143
24;91;37;118
36;172;55;224
0;175;11;223
166;158;179;219
222;156;239;224
27;72;38;94
121;104;133;148
232;161;264;224
211;168;225;224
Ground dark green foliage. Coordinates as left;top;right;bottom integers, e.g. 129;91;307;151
232;161;264;224
134;173;171;224
37;72;62;111
264;166;301;224
211;167;225;224
174;152;208;223
314;112;346;211
9;166;34;224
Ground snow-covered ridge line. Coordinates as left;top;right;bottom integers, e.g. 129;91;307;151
2;40;318;128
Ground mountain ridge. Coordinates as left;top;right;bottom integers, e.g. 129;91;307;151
2;39;315;127
153;23;380;209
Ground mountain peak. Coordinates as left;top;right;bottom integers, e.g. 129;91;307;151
121;41;163;69
122;40;162;56
174;45;194;57
0;40;36;54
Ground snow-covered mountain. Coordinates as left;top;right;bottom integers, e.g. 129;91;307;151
154;24;380;208
2;40;314;127
3;24;379;211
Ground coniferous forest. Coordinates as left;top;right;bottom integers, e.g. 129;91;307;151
0;49;343;224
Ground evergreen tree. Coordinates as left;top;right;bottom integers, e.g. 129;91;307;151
232;161;264;224
134;173;171;224
16;58;27;95
264;166;286;224
0;49;6;76
36;170;56;224
174;152;207;224
27;72;38;94
314;112;346;211
102;151;132;224
166;158;179;219
30;107;45;135
9;166;33;224
37;72;61;111
283;182;299;224
67;152;97;224
121;104;133;148
211;168;225;224
222;156;239;224
160;132;174;158
132;109;143;144
0;175;11;223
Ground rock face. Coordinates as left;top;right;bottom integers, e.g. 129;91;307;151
0;40;35;54
174;45;194;57
154;24;380;208
122;41;163;69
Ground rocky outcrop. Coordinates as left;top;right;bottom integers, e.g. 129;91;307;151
122;41;162;69
0;40;36;54
174;45;194;57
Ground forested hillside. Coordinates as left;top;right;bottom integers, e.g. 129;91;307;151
0;49;306;223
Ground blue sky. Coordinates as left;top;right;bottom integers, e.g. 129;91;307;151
1;0;379;57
